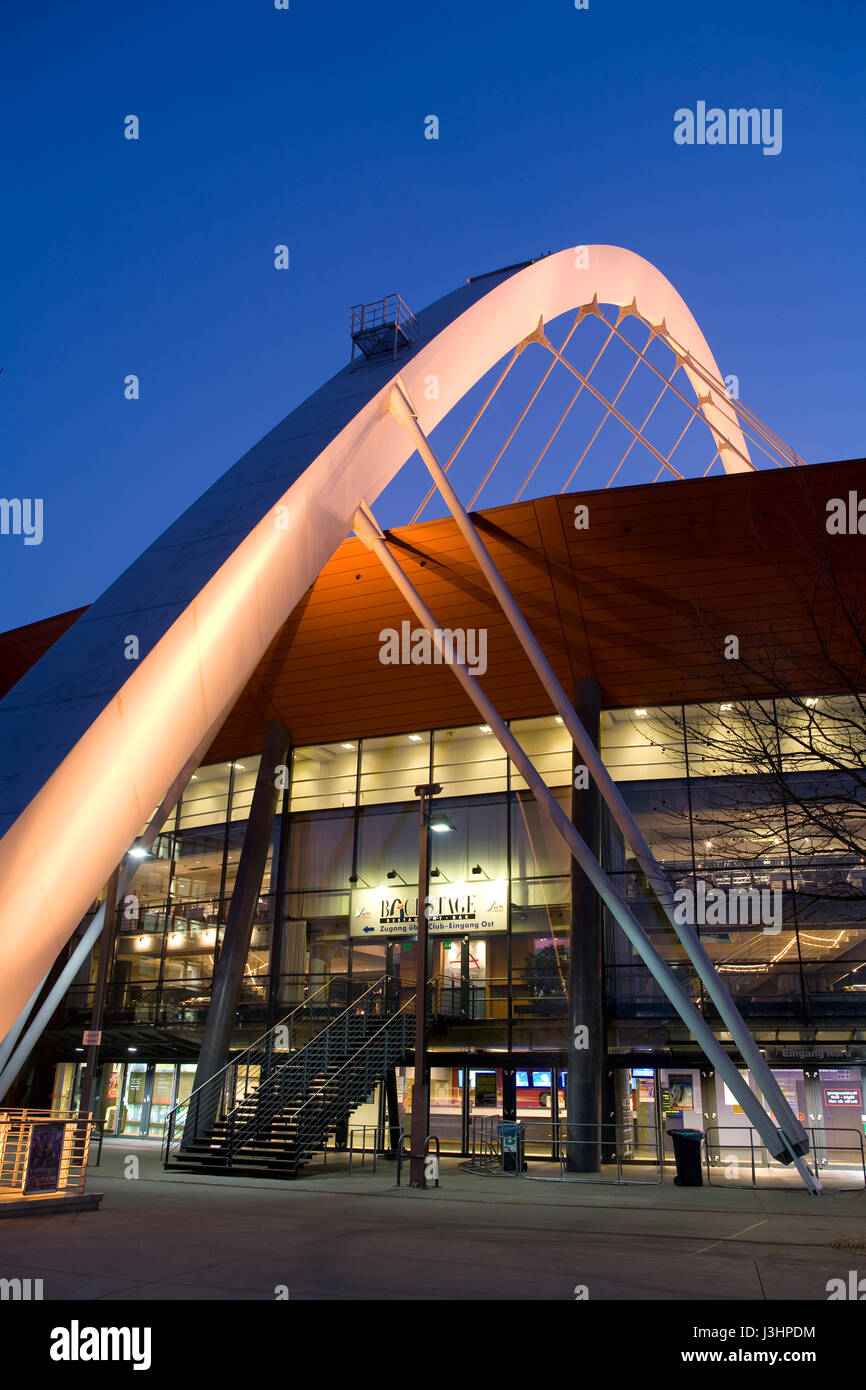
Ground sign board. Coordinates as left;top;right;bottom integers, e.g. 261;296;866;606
82;1030;102;1046
350;880;507;938
23;1122;66;1194
824;1087;862;1108
474;1072;497;1107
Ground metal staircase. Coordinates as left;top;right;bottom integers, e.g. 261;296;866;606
162;976;415;1178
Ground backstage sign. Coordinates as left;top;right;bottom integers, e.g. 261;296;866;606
350;881;507;938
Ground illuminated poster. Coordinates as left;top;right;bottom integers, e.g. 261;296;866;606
350;881;507;937
637;1076;654;1104
474;1073;497;1107
665;1074;695;1112
23;1122;66;1194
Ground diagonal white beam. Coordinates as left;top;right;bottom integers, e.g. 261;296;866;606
353;497;820;1192
387;378;815;1175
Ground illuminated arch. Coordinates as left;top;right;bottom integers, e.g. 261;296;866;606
0;245;757;1033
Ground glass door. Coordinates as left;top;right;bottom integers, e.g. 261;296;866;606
147;1064;177;1136
119;1061;149;1135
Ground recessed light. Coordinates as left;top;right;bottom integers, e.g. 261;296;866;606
408;734;423;743
554;716;563;725
479;725;492;733
635;709;648;718
341;742;356;750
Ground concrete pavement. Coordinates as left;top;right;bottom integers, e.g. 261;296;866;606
2;1139;865;1300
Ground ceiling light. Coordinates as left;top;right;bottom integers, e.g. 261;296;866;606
341;742;356;750
805;697;818;707
479;725;492;733
720;703;733;712
635;709;648;718
408;734;423;743
554;716;563;725
128;846;148;859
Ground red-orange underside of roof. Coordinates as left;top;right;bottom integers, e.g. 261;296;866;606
1;460;864;761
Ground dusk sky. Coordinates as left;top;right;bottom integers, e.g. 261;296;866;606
2;0;863;630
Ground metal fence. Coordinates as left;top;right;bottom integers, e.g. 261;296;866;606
0;1109;100;1201
703;1124;866;1190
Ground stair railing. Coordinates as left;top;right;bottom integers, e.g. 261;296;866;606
275;977;439;1174
162;974;375;1164
221;976;407;1160
284;993;418;1171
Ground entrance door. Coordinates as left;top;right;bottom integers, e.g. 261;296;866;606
390;938;420;993
147;1064;177;1137
119;1061;149;1135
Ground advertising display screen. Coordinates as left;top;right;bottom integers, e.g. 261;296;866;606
515;1071;529;1088
532;1071;552;1088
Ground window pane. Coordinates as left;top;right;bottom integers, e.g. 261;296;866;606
290;742;359;811
433;725;507;795
359;732;430;805
601;705;687;781
509;715;571;791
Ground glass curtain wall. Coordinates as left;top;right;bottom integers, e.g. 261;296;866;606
602;699;866;1024
95;703;866;1032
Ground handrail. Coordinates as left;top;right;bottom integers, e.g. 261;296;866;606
702;1124;865;1190
233;984;414;1167
167;977;331;1122
222;977;409;1163
286;990;416;1130
282;971;435;1151
348;1124;403;1173
162;975;374;1163
396;1133;440;1187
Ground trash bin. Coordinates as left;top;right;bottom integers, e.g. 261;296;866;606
498;1120;525;1174
668;1127;704;1186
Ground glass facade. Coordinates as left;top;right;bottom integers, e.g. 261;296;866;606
52;701;866;1154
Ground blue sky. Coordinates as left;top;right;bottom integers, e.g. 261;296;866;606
2;0;863;629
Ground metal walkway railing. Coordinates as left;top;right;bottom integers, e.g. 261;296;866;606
162;975;384;1164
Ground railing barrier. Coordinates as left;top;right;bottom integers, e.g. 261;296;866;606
396;1133;441;1187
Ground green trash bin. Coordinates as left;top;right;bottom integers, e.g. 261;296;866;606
498;1120;525;1174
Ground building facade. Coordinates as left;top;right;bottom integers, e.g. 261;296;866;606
4;456;864;1170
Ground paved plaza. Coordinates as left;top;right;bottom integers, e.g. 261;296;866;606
2;1140;865;1301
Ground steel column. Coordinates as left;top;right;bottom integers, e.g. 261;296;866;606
190;719;291;1130
567;677;604;1172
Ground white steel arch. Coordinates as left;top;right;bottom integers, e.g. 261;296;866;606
0;246;757;1034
